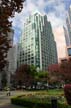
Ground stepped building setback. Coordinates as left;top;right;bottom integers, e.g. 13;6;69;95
17;12;57;71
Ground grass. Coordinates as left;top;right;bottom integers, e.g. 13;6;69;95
46;89;64;96
30;89;64;96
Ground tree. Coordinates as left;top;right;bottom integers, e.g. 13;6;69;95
33;71;48;89
36;71;48;82
59;58;71;83
47;71;61;86
15;64;37;88
48;59;71;85
0;0;25;71
64;84;71;105
48;64;63;86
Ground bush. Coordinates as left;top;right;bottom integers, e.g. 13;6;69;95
11;96;51;108
64;84;71;105
11;95;71;108
58;103;71;108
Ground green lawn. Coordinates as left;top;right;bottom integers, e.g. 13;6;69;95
30;89;64;96
46;89;64;96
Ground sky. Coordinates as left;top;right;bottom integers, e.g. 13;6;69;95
11;0;71;60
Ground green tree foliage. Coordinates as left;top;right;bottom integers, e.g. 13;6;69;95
36;71;48;82
29;65;37;77
0;0;25;71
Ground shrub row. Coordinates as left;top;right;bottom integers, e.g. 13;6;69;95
11;96;51;108
11;96;71;108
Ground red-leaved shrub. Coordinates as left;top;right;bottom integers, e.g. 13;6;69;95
64;84;71;105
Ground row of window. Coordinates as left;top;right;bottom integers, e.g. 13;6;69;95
18;60;34;64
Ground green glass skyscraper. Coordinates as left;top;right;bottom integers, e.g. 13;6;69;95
17;12;57;71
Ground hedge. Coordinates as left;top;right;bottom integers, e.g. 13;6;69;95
11;96;71;108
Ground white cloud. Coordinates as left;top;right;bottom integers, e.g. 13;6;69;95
12;0;68;60
12;0;67;29
47;12;64;28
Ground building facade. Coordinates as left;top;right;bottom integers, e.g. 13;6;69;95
59;45;71;63
65;5;71;46
6;29;17;86
66;46;71;57
63;26;70;46
0;29;17;87
17;12;57;71
7;45;17;74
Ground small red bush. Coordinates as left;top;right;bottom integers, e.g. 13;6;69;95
64;84;71;105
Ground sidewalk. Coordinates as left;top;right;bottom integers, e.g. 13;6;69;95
0;91;26;108
0;103;24;108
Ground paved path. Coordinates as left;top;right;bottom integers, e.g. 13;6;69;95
0;91;27;108
0;104;24;108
